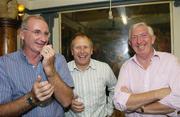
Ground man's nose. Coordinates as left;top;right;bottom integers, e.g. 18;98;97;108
137;36;143;43
40;35;48;43
79;47;86;53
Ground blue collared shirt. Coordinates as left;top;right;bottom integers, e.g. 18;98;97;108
0;49;74;117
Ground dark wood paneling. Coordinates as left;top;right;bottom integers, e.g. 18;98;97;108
0;18;19;56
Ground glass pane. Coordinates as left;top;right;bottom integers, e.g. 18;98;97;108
61;2;171;77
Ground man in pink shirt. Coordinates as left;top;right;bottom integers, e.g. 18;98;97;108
114;22;180;117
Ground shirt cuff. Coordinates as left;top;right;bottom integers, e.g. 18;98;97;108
159;93;180;110
113;91;131;111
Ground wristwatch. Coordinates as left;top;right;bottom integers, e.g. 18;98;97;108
140;106;144;113
26;96;37;107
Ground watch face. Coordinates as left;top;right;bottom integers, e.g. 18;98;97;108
27;96;36;107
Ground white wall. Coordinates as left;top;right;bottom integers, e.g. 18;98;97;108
172;6;180;59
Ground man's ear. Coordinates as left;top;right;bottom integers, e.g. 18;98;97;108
128;40;132;46
71;48;74;56
91;48;93;55
19;29;24;40
152;35;156;44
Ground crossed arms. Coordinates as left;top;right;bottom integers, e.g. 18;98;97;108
121;86;174;114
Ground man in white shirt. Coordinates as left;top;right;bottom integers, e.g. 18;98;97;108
65;32;117;117
114;22;180;117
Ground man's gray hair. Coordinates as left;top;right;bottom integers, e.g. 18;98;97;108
21;15;47;29
129;22;154;40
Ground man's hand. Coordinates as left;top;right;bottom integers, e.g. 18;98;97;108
40;45;56;78
70;95;84;113
31;75;54;102
121;86;131;93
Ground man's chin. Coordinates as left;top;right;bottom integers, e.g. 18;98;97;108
77;60;89;65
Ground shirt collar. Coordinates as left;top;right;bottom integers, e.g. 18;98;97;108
131;49;160;64
19;49;28;62
70;59;96;71
19;49;40;66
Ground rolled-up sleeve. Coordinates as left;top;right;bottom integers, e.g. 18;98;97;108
113;63;131;111
159;57;180;110
159;75;180;110
55;54;74;88
114;91;130;111
159;93;180;110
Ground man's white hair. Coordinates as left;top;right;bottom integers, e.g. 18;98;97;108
129;22;154;40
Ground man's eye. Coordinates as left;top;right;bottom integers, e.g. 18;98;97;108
131;36;137;40
45;32;48;36
34;30;41;34
75;47;81;49
84;46;89;49
142;34;148;38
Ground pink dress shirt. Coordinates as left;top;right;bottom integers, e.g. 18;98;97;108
114;50;180;117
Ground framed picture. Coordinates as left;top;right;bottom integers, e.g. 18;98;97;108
60;1;171;77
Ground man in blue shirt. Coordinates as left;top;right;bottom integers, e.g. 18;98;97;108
0;15;74;117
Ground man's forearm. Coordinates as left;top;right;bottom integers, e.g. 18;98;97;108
126;88;170;111
0;92;34;116
139;102;174;114
126;91;158;111
48;72;73;108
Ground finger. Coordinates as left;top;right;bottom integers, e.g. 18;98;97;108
40;81;49;87
38;89;54;101
72;100;84;106
73;108;84;113
41;49;55;61
46;45;55;54
34;81;50;99
37;82;52;94
32;76;43;100
36;75;42;83
46;44;52;50
71;103;84;112
34;76;42;89
49;44;52;48
40;85;54;97
41;46;49;56
43;45;51;52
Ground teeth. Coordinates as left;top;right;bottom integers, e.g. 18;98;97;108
79;56;85;58
138;45;144;49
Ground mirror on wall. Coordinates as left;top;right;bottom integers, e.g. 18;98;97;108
60;1;171;77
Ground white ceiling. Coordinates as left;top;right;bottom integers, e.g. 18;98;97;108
17;0;107;10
